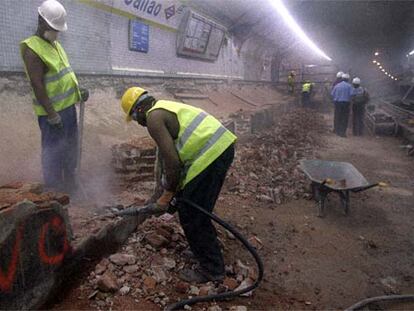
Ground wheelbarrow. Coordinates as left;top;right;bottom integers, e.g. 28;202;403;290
299;159;386;217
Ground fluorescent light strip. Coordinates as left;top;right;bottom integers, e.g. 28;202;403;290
269;0;332;61
409;50;414;56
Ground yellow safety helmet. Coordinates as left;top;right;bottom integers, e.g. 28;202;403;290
121;87;147;122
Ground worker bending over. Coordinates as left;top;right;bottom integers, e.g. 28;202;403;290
301;80;314;107
331;73;352;137
351;77;369;136
121;87;237;283
20;0;88;193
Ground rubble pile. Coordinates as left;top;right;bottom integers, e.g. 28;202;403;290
0;182;69;211
225;109;325;204
82;215;253;310
111;137;157;183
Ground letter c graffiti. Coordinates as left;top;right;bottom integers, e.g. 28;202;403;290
38;216;71;265
0;225;23;292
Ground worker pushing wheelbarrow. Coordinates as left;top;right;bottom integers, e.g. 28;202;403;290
300;159;387;217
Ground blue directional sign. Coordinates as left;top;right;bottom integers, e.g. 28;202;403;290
129;20;149;53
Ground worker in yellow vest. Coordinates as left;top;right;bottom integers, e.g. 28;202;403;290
287;71;295;94
121;87;237;283
301;80;314;107
20;0;88;193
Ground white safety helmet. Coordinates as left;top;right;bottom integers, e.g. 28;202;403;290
352;77;361;85
337;71;344;78
342;73;350;79
38;0;68;32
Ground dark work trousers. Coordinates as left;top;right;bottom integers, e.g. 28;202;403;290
38;104;78;191
176;144;235;277
302;92;310;107
352;103;366;136
334;101;350;137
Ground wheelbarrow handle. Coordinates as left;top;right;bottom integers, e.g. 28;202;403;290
352;182;388;193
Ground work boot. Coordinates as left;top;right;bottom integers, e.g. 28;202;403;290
178;267;224;284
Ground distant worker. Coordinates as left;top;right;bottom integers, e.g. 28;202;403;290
332;71;344;88
351;77;370;136
20;0;88;193
121;87;237;283
287;71;295;94
301;80;314;107
331;73;353;137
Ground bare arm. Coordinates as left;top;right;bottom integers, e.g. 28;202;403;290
147;110;182;192
22;46;57;118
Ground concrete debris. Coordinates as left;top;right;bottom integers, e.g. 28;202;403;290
163;257;177;270
82;214;259;310
143;276;157;290
225;109;324;204
145;232;170;249
248;236;264;250
175;281;190;294
189;285;200;296
109;253;136;266
230;306;248;311
0;182;70;211
97;272;119;293
208;305;222;311
234;278;255;296
223;277;239;290
119;286;130;296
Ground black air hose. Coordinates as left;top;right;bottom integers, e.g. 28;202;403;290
165;198;264;311
345;294;414;311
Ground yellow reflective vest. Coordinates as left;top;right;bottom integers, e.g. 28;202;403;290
302;83;313;93
20;36;80;116
147;100;237;189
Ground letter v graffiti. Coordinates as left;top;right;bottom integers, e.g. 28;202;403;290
0;225;23;292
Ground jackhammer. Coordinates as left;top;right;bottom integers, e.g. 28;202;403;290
114;198;264;311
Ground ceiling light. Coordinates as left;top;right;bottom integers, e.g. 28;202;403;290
377;62;381;66
379;66;383;69
375;52;379;56
382;69;385;72
268;0;332;61
372;60;377;64
409;50;414;56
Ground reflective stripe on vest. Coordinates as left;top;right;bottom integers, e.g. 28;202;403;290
147;100;237;188
20;36;80;116
33;87;77;105
44;66;74;84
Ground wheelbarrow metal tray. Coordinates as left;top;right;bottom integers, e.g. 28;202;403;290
299;159;370;191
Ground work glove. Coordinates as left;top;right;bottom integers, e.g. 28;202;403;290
47;113;63;130
156;190;175;208
80;88;89;102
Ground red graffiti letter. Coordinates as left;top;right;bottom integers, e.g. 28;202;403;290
38;216;71;265
0;226;22;292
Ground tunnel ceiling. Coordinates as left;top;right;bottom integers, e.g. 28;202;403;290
190;0;414;66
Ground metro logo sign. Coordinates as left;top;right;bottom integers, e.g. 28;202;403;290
165;5;176;20
119;0;183;29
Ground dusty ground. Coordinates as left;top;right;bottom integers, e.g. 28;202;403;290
51;94;414;311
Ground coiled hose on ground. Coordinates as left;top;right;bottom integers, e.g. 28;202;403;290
165;198;264;311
